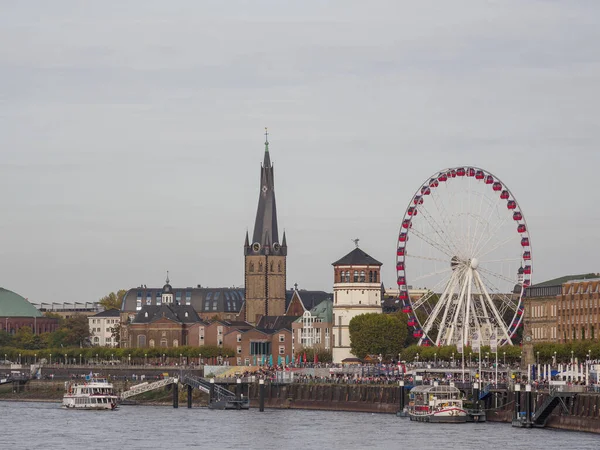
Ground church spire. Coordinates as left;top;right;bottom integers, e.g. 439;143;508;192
263;127;271;168
250;130;280;254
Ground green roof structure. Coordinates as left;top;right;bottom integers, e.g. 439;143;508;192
0;288;42;317
533;273;599;287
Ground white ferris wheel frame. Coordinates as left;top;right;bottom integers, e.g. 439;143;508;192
397;166;532;348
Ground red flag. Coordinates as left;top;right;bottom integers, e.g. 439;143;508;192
314;353;318;364
303;352;307;363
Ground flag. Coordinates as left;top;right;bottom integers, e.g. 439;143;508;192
314;353;318;364
303;352;307;363
472;332;480;353
457;340;464;354
490;331;498;353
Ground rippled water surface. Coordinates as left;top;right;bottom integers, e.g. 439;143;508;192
1;401;598;450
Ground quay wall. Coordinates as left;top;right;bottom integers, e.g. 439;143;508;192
248;383;401;414
485;390;600;434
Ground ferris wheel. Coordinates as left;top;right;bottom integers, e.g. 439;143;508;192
396;167;531;348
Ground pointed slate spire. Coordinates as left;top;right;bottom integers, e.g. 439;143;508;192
251;129;280;254
263;127;271;168
244;230;250;247
282;230;287;247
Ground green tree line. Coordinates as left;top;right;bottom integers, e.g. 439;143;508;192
0;345;234;363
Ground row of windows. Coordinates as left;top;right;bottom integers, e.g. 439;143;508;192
559;326;596;341
248;261;283;273
338;270;378;283
137;335;179;347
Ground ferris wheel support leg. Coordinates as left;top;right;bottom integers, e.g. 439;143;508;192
462;269;474;347
473;270;513;345
445;269;469;346
424;272;456;346
435;275;462;346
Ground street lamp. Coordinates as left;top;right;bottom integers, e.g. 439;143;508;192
50;353;52;365
553;351;557;365
180;353;183;366
18;353;21;364
79;354;82;365
96;353;98;364
571;350;574;365
65;353;67;365
503;351;506;367
536;351;539;368
452;352;455;367
434;352;437;366
34;353;37;365
416;353;419;364
144;354;147;365
128;354;131;366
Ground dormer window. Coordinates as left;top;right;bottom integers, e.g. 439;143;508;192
144;312;148;318
185;312;189;318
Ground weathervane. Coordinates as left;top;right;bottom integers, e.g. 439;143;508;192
352;238;360;248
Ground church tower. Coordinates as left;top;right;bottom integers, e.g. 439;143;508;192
244;130;287;324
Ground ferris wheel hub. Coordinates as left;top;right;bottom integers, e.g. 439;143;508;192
470;258;479;269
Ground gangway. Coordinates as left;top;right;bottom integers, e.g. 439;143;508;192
181;373;249;410
120;377;178;400
531;388;578;427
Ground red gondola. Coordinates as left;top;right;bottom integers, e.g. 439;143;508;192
523;265;531;275
397;262;405;271
407;318;416;327
438;173;448;182
399;292;408;300
397;276;406;285
467;167;476;177
421;186;431;195
500;190;510;200
521;237;530;247
399;233;408;242
523;251;531;260
429;178;439;188
485;175;494;184
413;330;423;338
517;224;526;233
513;211;523;221
413;195;424;205
402;219;412;229
402;306;412;314
422;340;431;347
475;170;484;180
493;182;502;191
457;167;466;176
408;206;418;216
507;200;517;210
397;247;405;256
450;170;457;178
517;309;523;316
523;279;531;287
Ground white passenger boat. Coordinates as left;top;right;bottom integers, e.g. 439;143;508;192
407;384;467;423
63;377;119;410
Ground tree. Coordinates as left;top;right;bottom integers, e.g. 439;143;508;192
13;326;37;350
0;330;13;347
349;313;408;359
61;315;91;347
99;289;127;311
110;323;121;346
43;311;65;327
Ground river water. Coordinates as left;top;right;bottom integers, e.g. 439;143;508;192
1;401;597;450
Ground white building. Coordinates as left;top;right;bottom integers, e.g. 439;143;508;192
332;246;383;363
88;309;121;347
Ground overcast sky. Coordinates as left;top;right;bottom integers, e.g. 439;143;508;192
1;1;599;305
